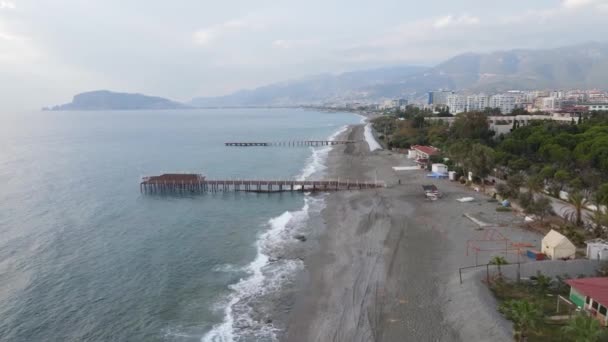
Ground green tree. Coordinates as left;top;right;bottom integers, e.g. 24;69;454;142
530;196;553;222
566;191;589;227
561;314;603;342
449;112;495;143
447;140;472;173
530;271;552;295
499;300;543;342
540;165;557;182
554;170;572;192
489;256;508;277
596;183;608;205
527;174;545;197
589;192;607;238
469;143;496;185
507;174;525;198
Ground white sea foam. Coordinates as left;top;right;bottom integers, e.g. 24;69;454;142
202;126;343;342
296;125;347;181
212;264;241;273
355;113;368;124
364;123;382;151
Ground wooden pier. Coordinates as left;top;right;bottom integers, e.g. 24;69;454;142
140;174;384;194
225;140;359;147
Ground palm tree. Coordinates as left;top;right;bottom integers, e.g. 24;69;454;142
500;300;543;341
561;313;602;342
530;271;553;296
566;191;589;227
588;192;608;238
489;256;509;278
527;174;545;198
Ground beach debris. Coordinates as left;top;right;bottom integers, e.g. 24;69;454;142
502;199;511;207
524;216;535;222
456;197;475;203
294;234;307;242
463;213;491;227
392;166;419;171
422;184;442;200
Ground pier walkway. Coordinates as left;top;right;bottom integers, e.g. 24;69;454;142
225;140;360;147
140;174;384;194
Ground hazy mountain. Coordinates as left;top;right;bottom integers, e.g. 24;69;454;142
190;42;608;106
190;66;429;107
413;42;608;92
47;90;189;111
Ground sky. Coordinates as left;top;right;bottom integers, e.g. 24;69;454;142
1;0;608;111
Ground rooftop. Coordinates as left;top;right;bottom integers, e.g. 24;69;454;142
566;277;608;307
411;145;439;156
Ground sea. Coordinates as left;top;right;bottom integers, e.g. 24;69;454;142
0;108;364;342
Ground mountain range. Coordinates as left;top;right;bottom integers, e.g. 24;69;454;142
192;42;608;106
48;42;608;110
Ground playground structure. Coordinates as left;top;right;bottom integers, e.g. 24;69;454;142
466;228;535;265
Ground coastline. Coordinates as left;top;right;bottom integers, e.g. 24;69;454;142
202;123;355;342
282;124;541;341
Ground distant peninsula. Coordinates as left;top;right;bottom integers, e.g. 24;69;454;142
45;90;190;111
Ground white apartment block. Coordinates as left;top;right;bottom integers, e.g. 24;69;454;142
588;104;608;111
466;94;489;112
446;94;467;114
489;94;518;114
541;97;560;111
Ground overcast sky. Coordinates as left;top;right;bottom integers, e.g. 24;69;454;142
1;0;607;111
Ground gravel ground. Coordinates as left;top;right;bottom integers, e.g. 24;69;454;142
283;124;546;342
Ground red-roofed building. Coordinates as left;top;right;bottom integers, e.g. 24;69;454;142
567;277;608;326
410;145;440;167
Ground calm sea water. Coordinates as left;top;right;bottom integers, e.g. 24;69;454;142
0;108;362;342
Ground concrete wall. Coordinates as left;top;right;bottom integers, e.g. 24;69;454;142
499;259;601;281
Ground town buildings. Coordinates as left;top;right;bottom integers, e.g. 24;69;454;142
428;91;454;106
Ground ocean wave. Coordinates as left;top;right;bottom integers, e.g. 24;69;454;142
296;125;347;181
355;113;367;124
212;264;242;273
202;126;342;342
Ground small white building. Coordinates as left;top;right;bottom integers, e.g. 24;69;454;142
431;163;448;174
542;230;576;260
586;239;608;261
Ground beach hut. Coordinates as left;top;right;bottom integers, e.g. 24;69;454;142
566;277;608;326
431;163;448;174
586;239;608;261
541;230;576;260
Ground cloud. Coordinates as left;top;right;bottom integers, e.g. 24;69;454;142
0;30;20;41
562;0;598;9
193;18;264;46
272;39;320;49
433;14;480;29
0;1;15;10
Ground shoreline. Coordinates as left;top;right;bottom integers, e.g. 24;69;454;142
282;124;542;341
202;122;359;341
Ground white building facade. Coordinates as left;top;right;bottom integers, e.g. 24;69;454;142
466;94;490;112
447;94;467;114
489;94;519;114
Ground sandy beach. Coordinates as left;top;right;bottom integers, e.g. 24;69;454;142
282;124;543;342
